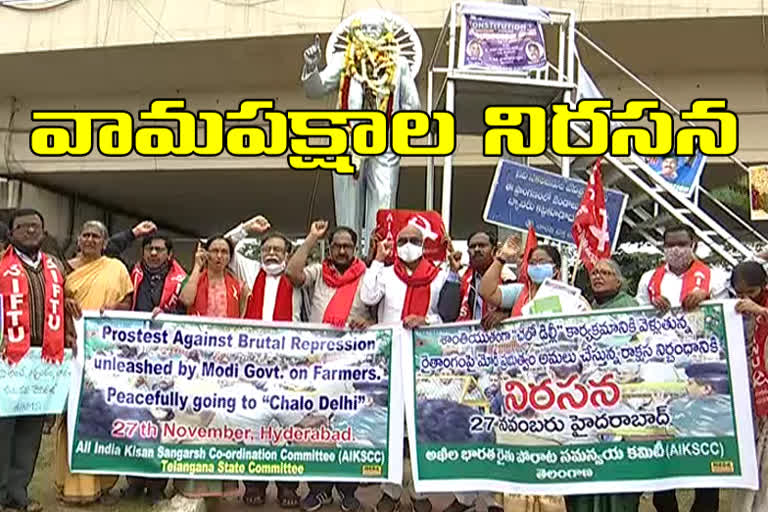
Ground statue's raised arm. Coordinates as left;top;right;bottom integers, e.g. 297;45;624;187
298;10;423;251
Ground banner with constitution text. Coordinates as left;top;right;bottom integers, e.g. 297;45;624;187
69;312;402;483
405;301;758;494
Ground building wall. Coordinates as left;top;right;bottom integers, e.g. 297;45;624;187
0;0;763;54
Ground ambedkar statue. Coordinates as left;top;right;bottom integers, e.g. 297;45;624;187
301;10;422;249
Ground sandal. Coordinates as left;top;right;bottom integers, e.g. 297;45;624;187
278;488;300;509
244;489;266;507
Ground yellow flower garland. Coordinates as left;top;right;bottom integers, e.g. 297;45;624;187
338;19;399;113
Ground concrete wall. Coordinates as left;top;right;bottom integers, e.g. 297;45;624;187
0;0;763;54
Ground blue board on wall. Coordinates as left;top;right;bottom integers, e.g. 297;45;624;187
483;160;628;250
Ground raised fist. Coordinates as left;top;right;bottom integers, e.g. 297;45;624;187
132;220;157;238
243;215;271;235
304;34;322;69
310;220;329;239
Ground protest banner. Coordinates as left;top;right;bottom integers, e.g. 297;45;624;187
483;159;628;249
68;311;403;483
640;152;707;198
458;3;549;72
0;347;73;416
405;301;758;494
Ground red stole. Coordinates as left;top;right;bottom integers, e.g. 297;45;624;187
130;259;187;311
189;270;241;318
458;268;497;321
394;258;440;320
340;76;395;118
751;291;768;417
321;259;366;327
648;260;711;304
0;248;65;365
244;269;294;321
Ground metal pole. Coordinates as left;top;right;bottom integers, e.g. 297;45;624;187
441;2;457;232
426;70;435;210
441;80;455;232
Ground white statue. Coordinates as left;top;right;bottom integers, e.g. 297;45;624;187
301;10;422;249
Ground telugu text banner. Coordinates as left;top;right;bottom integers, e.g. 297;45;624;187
483;159;627;249
68;312;403;483
0;347;72;417
405;301;758;495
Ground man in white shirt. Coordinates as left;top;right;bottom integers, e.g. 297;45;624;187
636;224;725;512
223;217;303;506
636;224;728;310
360;224;460;512
360;224;456;328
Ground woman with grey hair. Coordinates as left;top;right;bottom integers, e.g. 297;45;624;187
586;258;638;310
565;258;640;512
54;220;134;505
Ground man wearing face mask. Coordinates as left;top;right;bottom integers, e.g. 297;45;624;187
636;224;728;312
636;224;728;512
242;232;303;323
360;223;458;512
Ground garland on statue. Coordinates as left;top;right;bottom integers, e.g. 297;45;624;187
338;19;398;117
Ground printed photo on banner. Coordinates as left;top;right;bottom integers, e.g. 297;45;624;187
68;311;403;483
403;302;758;495
483;159;628;249
749;165;768;221
640;151;707;197
458;4;548;73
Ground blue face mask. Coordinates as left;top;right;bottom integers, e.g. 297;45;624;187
527;263;555;284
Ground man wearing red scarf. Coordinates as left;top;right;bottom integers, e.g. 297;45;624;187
637;224;728;512
360;223;458;512
285;220;372;512
636;224;728;312
0;209;76;512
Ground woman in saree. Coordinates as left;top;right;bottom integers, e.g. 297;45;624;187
55;220;134;505
479;237;590;512
731;261;768;511
176;235;248;500
564;259;640;512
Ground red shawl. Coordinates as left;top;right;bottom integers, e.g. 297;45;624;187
751;291;768;417
394;258;440;320
244;269;294;321
0;248;65;365
648;260;711;304
322;259;366;327
458;268;498;321
188;270;241;318
130;259;187;312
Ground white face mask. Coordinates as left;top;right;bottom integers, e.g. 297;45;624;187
397;243;423;263
263;261;286;276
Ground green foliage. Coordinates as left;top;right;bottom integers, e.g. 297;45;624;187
709;174;750;215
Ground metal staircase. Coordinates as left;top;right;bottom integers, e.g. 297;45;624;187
553;29;764;266
425;1;763;268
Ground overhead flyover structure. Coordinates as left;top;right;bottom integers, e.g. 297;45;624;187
425;1;760;267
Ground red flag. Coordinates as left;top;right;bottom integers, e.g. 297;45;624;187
375;209;447;265
572;158;611;272
518;223;537;287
